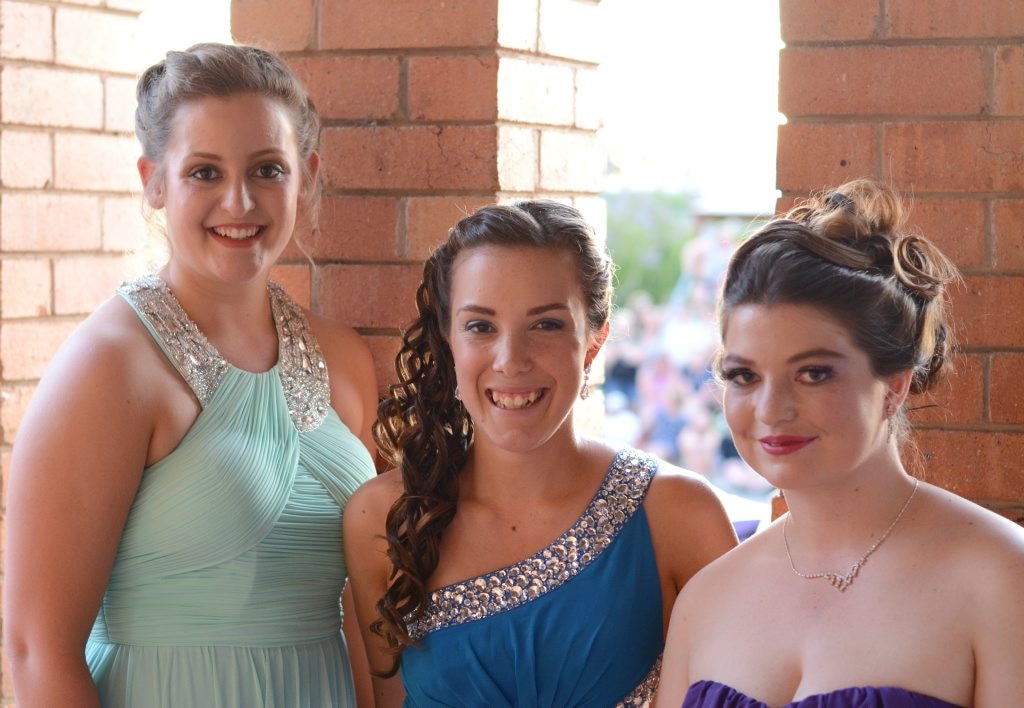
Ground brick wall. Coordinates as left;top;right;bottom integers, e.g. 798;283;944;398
234;0;607;392
777;0;1024;520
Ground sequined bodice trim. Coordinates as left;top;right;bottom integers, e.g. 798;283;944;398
406;448;658;641
616;654;661;707
118;274;330;432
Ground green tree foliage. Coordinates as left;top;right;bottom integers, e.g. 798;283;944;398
605;191;697;305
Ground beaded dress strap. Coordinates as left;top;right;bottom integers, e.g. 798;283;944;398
406;448;659;640
117;274;330;432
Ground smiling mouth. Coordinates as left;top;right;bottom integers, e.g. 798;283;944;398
211;225;263;240
488;389;545;410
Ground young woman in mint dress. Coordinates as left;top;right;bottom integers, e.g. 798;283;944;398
5;43;378;707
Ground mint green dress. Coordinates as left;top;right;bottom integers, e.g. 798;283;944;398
85;274;376;707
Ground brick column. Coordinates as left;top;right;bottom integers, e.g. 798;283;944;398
777;0;1024;521
232;0;606;392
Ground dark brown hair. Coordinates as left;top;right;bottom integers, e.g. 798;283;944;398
371;200;613;674
718;179;960;434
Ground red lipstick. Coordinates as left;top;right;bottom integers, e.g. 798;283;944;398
758;435;816;455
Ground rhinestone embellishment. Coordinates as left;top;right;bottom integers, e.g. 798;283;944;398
118;275;330;432
406;449;658;641
615;654;661;707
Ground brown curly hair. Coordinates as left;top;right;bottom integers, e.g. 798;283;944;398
717;178;960;438
370;200;613;675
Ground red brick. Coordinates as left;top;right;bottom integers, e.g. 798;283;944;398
1;130;53;189
912;430;1024;503
1;259;52;319
906;198;986;270
780;0;881;42
55;7;140;73
776;123;877;193
539;130;605;193
0;319;81;381
908;354;983;426
889;0;1024;39
54;255;135;315
574;67;603;131
295;196;400;261
1;66;103;129
497;57;574;126
498;126;538;192
317;264;422;329
406;196;495;260
537;0;602;64
951;275;1024;349
104;76;137;133
992;200;1024;270
270;264;312;309
885;122;1024;193
102;196;149;252
410;55;498;122
497;0;538;51
363;334;403;395
2;383;35;446
287;56;400;121
1;1;53;61
991;353;1024;424
320;126;498;191
1;193;102;252
995;45;1024;116
55;133;140;192
780;47;985;117
231;0;315;50
321;0;498;50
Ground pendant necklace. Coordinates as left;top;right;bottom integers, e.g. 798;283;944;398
783;478;919;592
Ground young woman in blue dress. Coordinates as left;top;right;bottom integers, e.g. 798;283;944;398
4;43;378;706
657;179;1024;708
345;200;739;706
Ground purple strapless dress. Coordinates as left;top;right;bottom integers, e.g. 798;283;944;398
682;680;965;707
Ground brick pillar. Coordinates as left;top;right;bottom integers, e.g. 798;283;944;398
232;0;606;392
777;0;1024;522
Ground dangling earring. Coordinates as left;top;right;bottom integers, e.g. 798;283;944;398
886;402;896;439
454;385;461;401
580;367;591;400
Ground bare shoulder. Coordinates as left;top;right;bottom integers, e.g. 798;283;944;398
345;468;404;533
645;458;731;522
305;309;375;378
921;483;1024;563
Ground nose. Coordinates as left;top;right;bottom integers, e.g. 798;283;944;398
222;176;254;217
755;379;797;425
492;331;532;375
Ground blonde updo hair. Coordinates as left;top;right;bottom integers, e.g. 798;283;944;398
135;42;321;197
718;179;959;418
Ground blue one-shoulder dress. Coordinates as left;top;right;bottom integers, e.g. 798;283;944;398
401;448;664;707
85;275;376;707
682;680;965;708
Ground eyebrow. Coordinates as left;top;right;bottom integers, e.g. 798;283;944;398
722;348;847;365
456;303;570;317
187;149;286;161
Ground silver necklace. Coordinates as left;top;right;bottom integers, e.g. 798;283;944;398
783;478;919;592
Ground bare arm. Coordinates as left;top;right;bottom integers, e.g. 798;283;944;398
343;582;375;707
343;475;408;708
3;304;156;706
970;521;1024;707
655;585;698;708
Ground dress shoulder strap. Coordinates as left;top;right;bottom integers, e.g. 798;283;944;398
117;274;228;406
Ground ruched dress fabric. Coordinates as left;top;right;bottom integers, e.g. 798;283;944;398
682;680;965;708
85;275;376;707
401;448;664;708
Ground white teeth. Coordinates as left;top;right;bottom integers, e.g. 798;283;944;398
213;226;260;240
490;390;542;410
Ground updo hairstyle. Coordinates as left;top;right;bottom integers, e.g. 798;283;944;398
718;179;959;409
135;42;320;192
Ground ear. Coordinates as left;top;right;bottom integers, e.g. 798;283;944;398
885;369;914;412
585;321;611;369
301;151;321;200
138;156;164;209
